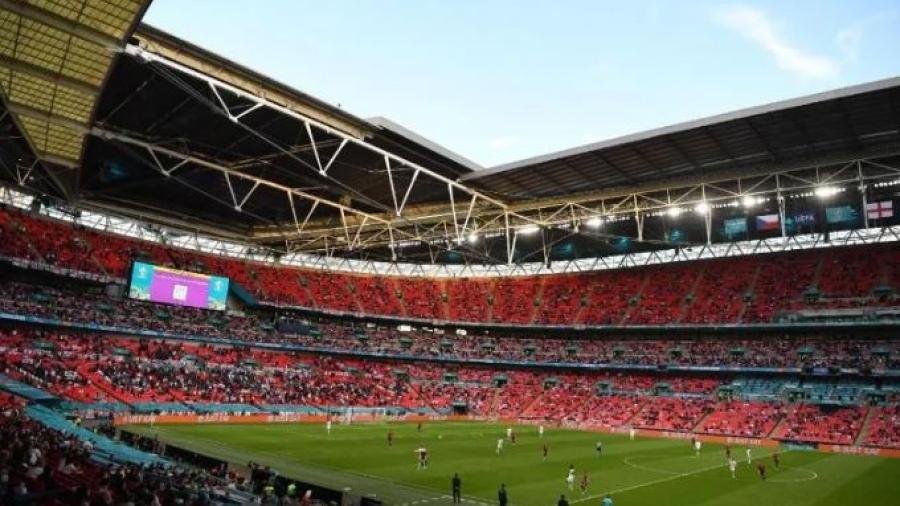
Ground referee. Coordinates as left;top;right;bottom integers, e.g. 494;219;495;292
452;473;462;504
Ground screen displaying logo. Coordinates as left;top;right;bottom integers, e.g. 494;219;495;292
128;261;230;311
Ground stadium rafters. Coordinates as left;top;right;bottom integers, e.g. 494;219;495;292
89;45;537;263
0;0;152;196
80;27;552;265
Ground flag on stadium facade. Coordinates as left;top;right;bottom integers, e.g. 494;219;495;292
866;200;893;220
755;214;780;231
826;205;859;224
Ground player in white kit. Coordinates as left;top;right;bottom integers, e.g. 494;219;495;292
629;428;636;440
326;420;332;435
539;425;544;437
728;458;737;478
693;439;702;456
746;448;752;464
566;468;575;491
496;438;504;455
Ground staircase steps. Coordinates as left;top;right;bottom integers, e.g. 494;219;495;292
766;404;796;439
736;262;764;322
691;410;713;432
676;267;707;323
528;277;548;324
520;391;546;418
621;400;648;427
489;388;501;418
854;407;875;446
810;254;827;290
619;271;652;324
387;277;409;317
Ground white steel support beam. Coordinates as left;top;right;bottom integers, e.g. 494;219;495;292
124;44;517;214
92;126;397;230
858;161;869;230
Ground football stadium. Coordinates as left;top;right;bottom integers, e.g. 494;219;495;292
0;1;899;505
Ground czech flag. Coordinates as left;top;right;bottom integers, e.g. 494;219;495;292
755;214;780;231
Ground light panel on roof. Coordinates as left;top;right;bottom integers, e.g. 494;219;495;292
0;0;150;167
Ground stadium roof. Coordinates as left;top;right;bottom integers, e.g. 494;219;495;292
0;0;151;168
0;11;899;265
465;76;900;200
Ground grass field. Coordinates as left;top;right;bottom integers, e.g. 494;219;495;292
125;422;900;506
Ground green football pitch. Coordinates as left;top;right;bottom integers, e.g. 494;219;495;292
125;422;899;506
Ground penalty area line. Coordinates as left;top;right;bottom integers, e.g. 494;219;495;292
571;459;730;503
573;449;782;504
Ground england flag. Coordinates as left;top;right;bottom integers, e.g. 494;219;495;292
866;200;893;220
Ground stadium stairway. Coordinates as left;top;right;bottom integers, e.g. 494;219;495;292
11;213;49;264
520;391;547;418
298;279;319;309
76;363;137;410
691;409;714;433
676;265;708;323
527;277;548;324
386;277;409;317
765;404;796;439
570;294;590;324
736;263;764;322
436;278;451;320
619;272;651;324
87;251;112;277
810;254;827;291
349;282;368;313
621;402;645;428
487;388;501;418
854;407;876;446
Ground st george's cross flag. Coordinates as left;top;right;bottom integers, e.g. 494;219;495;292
866;200;893;220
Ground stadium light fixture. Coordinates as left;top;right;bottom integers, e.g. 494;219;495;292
742;195;757;208
814;185;840;198
586;217;603;228
694;202;709;215
519;225;540;235
467;232;479;244
667;207;682;218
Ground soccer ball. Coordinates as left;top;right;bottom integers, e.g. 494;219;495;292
438;435;443;439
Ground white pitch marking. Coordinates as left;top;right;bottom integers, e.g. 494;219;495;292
573;453;762;504
622;453;818;484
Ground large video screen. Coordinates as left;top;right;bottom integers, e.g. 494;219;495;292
128;261;230;311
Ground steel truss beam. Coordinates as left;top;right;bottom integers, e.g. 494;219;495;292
118;43;556;262
267;152;900;254
91;126;513;264
4;181;900;279
106;44;900;262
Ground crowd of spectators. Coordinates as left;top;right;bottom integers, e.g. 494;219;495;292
1;205;898;326
0;408;254;505
864;406;900;448
1;279;897;372
696;401;787;438
631;398;715;431
773;405;868;445
3;330;896;446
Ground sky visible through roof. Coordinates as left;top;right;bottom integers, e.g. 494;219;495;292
144;0;900;168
